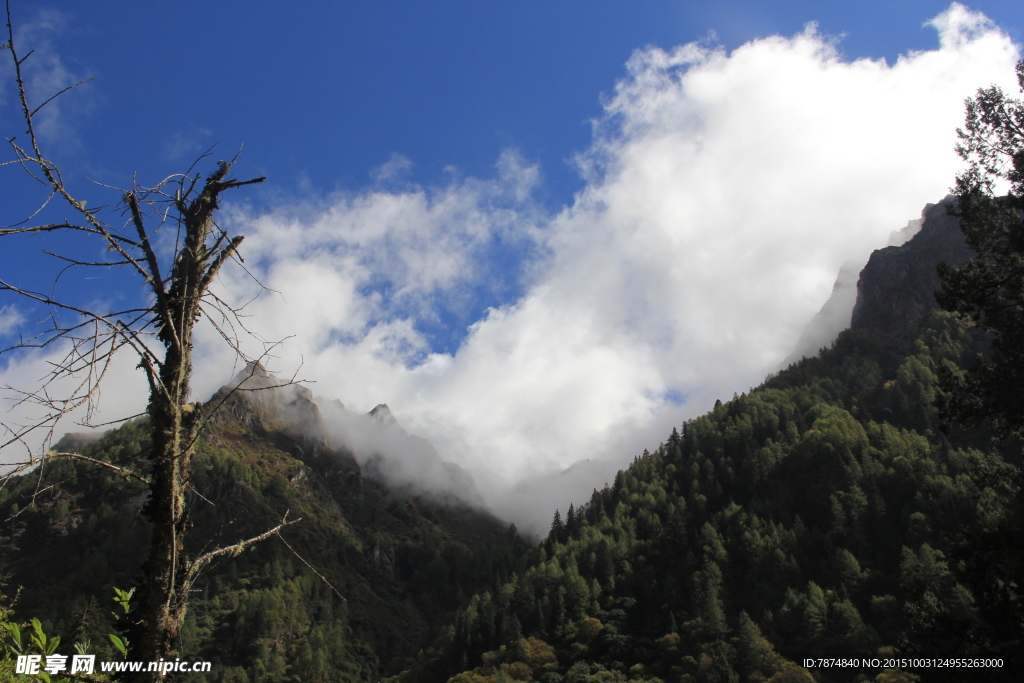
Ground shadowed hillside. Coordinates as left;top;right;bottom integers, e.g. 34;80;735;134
392;202;1021;683
2;200;1020;683
0;370;528;681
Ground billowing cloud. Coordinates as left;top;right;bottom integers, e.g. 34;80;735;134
0;342;148;460
3;4;1021;536
187;3;1022;534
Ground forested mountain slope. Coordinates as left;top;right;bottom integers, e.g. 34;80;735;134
397;203;1021;683
2;199;1020;683
0;374;527;681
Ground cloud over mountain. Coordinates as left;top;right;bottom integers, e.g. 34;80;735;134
3;4;1020;535
183;3;1024;534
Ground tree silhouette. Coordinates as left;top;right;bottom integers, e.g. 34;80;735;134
938;59;1024;439
0;4;299;676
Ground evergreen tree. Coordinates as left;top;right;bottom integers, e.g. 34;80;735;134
938;59;1024;438
549;509;564;543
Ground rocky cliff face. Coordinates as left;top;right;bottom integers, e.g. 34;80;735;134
784;203;950;365
783;259;862;366
850;197;973;338
208;362;334;461
208;363;488;509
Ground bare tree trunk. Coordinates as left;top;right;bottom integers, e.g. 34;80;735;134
1;9;314;679
134;395;195;664
129;162;249;667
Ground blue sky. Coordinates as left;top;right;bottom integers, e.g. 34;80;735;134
23;2;1023;197
3;1;1024;531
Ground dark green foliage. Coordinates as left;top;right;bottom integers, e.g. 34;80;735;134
403;311;1020;683
4;263;1022;683
0;407;526;681
937;59;1024;439
929;65;1024;676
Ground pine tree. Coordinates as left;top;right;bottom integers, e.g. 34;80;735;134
549;509;564;543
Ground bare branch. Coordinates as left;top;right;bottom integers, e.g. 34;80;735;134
184;511;299;586
43;250;132;267
198;234;245;295
277;533;347;602
0;278;164;369
123;192;171;333
0;221;140;244
48;451;150;484
29;76;95;119
77;411;147;428
189;486;215;507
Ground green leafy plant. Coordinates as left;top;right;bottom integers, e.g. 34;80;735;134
1;618;67;682
107;588;134;660
0;585;121;682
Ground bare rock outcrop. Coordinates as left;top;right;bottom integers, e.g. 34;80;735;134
850;197;972;338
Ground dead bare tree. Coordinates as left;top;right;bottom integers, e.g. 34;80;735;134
0;3;302;675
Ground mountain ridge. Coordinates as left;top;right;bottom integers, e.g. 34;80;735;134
786;196;970;366
206;362;488;510
389;198;1020;683
0;363;525;680
3;197;1019;682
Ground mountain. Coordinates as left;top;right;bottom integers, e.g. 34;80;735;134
394;201;1020;683
851;198;973;339
0;364;527;681
213;362;487;509
782;259;861;367
3;198;1019;683
317;399;487;510
785;198;962;366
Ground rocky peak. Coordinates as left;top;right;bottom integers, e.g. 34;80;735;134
210;367;488;510
208;362;329;459
317;399;488;509
850;197;973;338
368;403;399;429
783;259;862;366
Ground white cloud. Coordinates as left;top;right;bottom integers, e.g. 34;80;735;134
200;4;1019;535
927;2;999;49
3;4;1020;536
225;148;542;324
372;153;415;183
0;8;93;150
0;341;149;461
0;306;25;336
